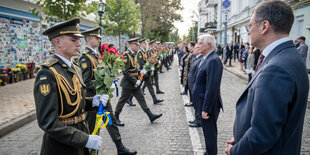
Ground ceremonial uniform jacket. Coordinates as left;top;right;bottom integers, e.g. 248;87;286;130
34;55;93;155
120;49;139;89
136;48;148;70
79;47;100;97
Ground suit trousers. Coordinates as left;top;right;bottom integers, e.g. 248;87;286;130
201;109;219;155
115;87;150;114
86;100;121;143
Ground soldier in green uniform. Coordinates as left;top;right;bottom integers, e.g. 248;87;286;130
136;38;163;104
114;37;163;126
149;40;165;94
79;27;137;155
34;18;108;155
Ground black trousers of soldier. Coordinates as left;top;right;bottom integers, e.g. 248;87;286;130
115;87;150;115
86;100;121;142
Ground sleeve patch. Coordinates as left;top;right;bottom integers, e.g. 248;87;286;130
82;62;87;69
40;75;47;80
40;84;51;96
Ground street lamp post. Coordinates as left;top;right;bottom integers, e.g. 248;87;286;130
97;1;106;52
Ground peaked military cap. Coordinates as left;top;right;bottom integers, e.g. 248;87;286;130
43;18;83;40
149;39;156;44
139;38;148;44
156;40;161;44
82;27;101;38
128;37;140;44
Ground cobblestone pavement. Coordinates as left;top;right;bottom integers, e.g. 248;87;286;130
0;79;35;126
0;57;309;154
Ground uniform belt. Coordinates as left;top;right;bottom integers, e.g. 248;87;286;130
60;113;86;125
130;73;138;76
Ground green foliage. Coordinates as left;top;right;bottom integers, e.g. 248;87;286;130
186;21;198;43
103;0;141;49
31;0;98;23
94;51;125;98
169;29;181;43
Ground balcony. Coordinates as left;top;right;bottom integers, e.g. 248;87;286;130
205;0;217;8
204;21;217;33
199;28;206;33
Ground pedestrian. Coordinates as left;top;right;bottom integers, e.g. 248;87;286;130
192;34;223;155
242;43;249;71
253;47;261;70
187;44;203;128
34;18;108;154
114;37;163;126
180;45;189;94
239;45;244;71
79;27;137;155
297;36;308;63
233;42;240;62
226;1;309;154
245;47;255;82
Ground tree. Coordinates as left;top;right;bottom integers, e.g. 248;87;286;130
31;0;96;23
136;0;182;42
103;0;141;51
169;29;180;43
186;21;198;43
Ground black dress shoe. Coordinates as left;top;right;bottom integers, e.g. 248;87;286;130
189;122;201;127
156;90;165;94
116;119;125;126
184;103;193;107
153;99;164;104
159;71;164;73
116;140;137;155
127;100;136;106
188;120;196;124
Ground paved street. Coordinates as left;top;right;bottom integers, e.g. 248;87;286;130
0;58;310;154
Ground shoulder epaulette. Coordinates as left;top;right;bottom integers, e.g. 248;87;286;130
82;50;90;55
41;58;59;67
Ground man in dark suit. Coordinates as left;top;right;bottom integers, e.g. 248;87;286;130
224;43;233;66
192;34;223;155
226;1;309;155
233;43;239;62
187;45;203;128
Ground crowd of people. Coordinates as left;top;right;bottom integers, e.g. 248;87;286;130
175;1;309;155
31;1;309;155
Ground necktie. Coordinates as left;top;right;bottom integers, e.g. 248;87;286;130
255;54;265;71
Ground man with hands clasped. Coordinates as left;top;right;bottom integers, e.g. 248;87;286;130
33;18;108;154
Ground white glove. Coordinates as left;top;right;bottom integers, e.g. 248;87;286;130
118;69;122;73
151;67;155;71
136;80;141;86
92;95;101;107
140;69;147;74
99;94;109;107
110;83;116;90
92;94;109;107
159;61;161;64
85;135;102;151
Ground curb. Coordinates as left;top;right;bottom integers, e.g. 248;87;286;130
0;110;36;138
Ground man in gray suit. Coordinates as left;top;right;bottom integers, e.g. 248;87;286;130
297;36;308;63
226;1;309;155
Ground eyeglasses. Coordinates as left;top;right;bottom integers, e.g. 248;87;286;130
245;20;264;32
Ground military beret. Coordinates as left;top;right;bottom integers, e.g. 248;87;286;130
128;37;140;44
82;27;101;38
43;18;83;41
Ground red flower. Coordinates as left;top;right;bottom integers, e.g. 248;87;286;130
99;54;103;61
101;44;110;52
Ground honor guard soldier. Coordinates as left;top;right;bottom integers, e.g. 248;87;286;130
137;38;164;104
79;27;137;155
114;37;163;126
148;40;165;94
34;18;109;154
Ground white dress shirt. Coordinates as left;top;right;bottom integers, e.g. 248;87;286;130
55;54;72;67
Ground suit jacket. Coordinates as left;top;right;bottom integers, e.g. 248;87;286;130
187;55;202;91
297;43;308;62
192;51;223;114
231;41;309;155
226;45;233;56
